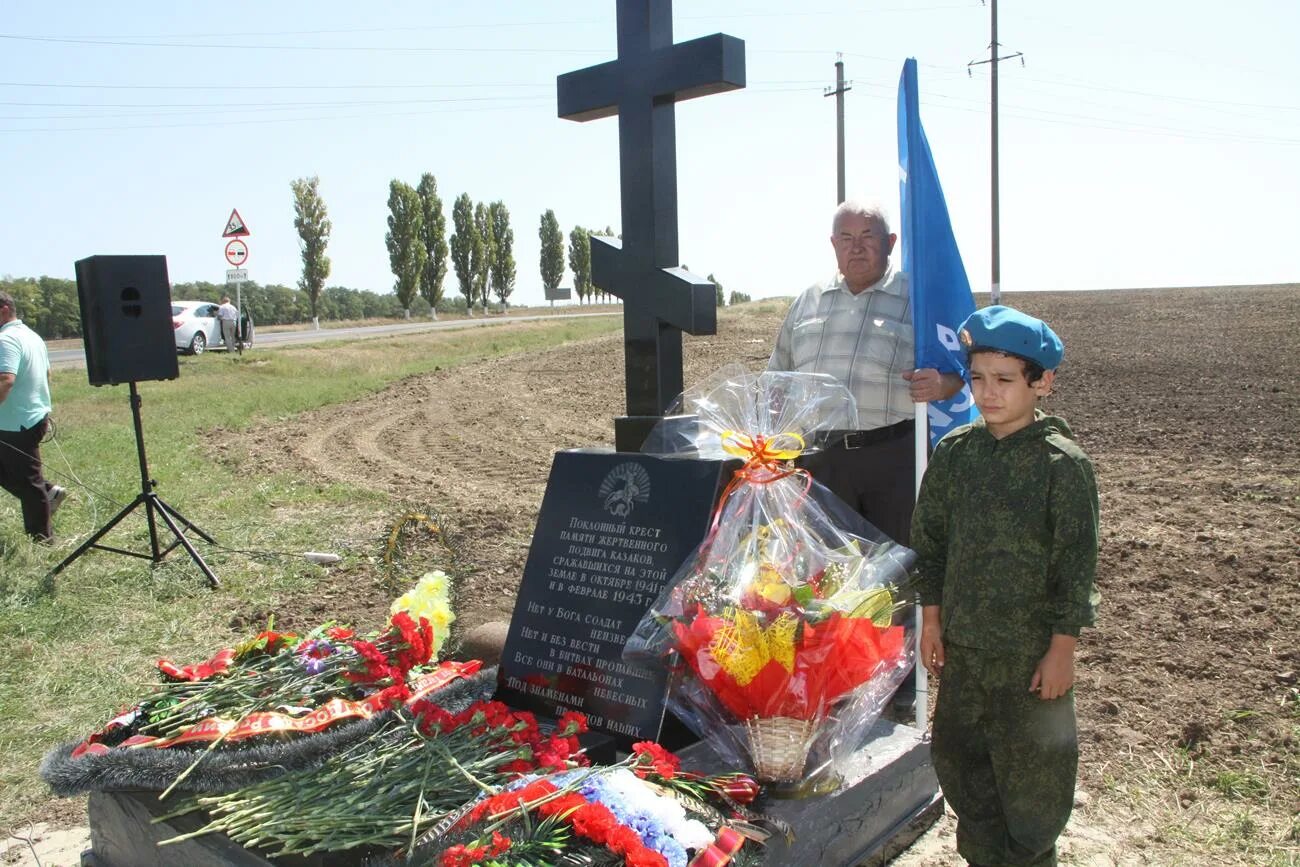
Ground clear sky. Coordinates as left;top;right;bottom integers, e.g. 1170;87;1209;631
2;1;1297;306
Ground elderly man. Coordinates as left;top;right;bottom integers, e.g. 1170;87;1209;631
769;200;964;544
0;291;64;541
217;295;239;353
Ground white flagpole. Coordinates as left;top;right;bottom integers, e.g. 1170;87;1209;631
913;401;929;721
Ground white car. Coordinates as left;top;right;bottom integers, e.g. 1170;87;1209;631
172;300;254;354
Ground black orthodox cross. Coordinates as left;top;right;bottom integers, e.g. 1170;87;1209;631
557;0;745;451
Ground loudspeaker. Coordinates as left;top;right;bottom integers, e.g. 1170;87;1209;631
74;255;180;386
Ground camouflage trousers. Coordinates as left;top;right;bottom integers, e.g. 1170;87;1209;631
931;643;1078;867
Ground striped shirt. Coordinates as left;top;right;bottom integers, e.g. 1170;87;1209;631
768;267;914;430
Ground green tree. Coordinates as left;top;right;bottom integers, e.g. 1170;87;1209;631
291;175;332;329
488;201;516;307
449;193;476;315
729;290;752;305
708;272;724;307
37;277;80;338
471;201;494;312
385;180;427;318
417;173;448;320
323;285;364;320
568;226;591;303
539;210;565;300
591;226;619;303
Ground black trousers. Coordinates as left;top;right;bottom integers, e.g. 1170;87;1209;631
795;422;916;545
797;421;919;716
0;416;54;540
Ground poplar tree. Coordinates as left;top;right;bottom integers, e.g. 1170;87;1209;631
385;180;426;318
539;210;565;298
290;176;332;329
489;201;516;307
417;173;448;319
472;202;494;312
567;226;591;303
449;193;476;315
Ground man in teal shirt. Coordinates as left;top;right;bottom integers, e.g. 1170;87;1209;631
0;291;64;541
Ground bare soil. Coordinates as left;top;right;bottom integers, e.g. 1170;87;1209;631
14;286;1295;865
255;285;1299;864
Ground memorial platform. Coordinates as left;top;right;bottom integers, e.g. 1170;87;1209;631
81;717;938;867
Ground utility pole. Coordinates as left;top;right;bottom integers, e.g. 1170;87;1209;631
969;0;1022;304
824;54;851;205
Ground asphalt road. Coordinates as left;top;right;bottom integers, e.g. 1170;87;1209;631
48;311;620;369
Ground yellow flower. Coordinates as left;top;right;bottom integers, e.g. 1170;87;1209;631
392;571;456;657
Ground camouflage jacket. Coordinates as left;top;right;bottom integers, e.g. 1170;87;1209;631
911;411;1100;656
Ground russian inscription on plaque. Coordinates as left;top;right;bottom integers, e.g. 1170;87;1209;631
496;450;726;743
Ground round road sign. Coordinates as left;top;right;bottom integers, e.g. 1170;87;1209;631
225;239;249;266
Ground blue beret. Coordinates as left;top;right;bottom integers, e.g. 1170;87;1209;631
958;305;1064;369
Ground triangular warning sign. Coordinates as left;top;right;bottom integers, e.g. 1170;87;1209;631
222;208;250;238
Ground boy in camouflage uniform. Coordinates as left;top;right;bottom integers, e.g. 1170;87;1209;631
911;305;1100;867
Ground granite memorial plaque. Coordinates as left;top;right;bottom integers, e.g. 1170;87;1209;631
496;450;727;743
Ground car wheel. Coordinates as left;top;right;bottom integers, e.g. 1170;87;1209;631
189;332;207;355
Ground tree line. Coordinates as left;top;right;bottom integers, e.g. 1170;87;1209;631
0;274;489;340
1;174;745;339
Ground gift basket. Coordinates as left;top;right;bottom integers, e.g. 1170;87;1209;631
628;365;917;791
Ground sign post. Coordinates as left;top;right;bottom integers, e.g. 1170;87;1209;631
222;210;251;348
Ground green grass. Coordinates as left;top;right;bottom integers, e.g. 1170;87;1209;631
1212;771;1272;802
0;315;619;832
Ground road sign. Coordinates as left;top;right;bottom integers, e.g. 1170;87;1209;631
226;268;248;283
225;239;249;266
222;209;250;238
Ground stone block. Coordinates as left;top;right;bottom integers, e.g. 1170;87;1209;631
678;718;941;866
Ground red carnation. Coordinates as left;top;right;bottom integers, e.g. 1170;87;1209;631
438;844;477;867
570;802;617;841
631;741;680;780
414;703;458;736
371;682;411;710
626;847;670;867
557;711;589;736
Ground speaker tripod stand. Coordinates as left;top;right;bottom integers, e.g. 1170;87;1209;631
49;382;219;587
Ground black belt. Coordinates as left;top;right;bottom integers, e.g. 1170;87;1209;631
826;419;914;450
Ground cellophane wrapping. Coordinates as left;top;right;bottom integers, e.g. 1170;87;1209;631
628;366;916;790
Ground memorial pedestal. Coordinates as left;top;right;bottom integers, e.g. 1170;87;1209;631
679;718;941;867
83;789;382;867
83;718;938;867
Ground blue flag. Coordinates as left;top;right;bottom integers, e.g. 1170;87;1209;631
898;58;979;446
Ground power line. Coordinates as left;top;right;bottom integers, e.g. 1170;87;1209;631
848;86;1300;146
1010;71;1300;113
7;68;1292;115
0;34;609;54
0;95;555;110
0;80;554;91
0;101;556;133
6;83;1294;146
1;5;982;42
0;81;821;123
